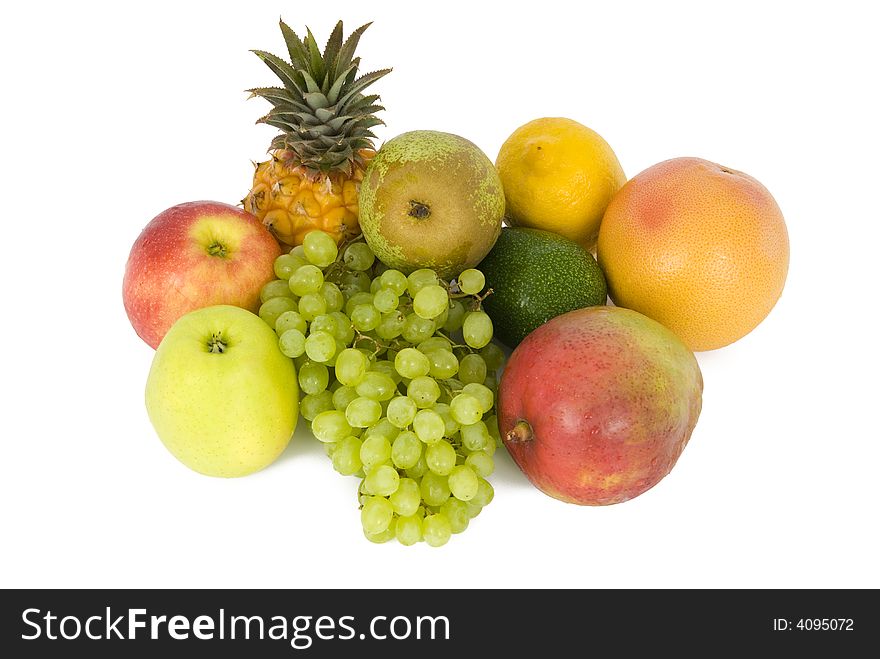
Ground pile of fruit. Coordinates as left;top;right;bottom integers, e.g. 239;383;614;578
123;19;789;546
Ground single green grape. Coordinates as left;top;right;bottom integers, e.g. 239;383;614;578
343;241;375;271
413;284;449;319
356;372;398;402
302;230;338;268
275;310;308;335
345;396;382;428
259;296;298;329
422;513;452;547
311;409;352;443
395;514;423;546
361;496;394;535
457;269;486;295
389;478;421;516
387;396;418;428
448;464;479;500
331;436;363;476
335;348;368;386
442;298;467;333
359;434;392;469
450;393;483;425
320;281;345;312
458;353;488;384
332;385;360;411
461;421;490;452
372;287;399;313
380;269;409;296
304;330;337;363
473;478;495;507
407;268;439;296
441;497;470;534
376;311;406;340
278;329;306;358
300;391;334;421
351;304;381;332
341;270;372;296
297;292;327;321
426;350;459;379
273;253;304;280
261;278;295;303
298;361;330;395
407;376;441;408
413;409;445;444
420;471;451;507
461;382;494;414
394;348;431;379
401;313;435;344
289;264;325;296
391;430;422;469
309;314;337;337
426;440;457;475
364;520;397;544
465;451;494;478
364;464;400;497
463;311;494;349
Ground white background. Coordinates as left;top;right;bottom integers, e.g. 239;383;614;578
2;0;878;589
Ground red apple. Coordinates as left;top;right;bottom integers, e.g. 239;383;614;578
123;201;282;349
499;306;703;505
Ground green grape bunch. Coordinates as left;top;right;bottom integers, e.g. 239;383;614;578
257;230;505;547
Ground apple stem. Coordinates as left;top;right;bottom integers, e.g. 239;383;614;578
506;419;534;443
207;333;228;354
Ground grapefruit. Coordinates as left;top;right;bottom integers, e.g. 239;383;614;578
597;157;789;351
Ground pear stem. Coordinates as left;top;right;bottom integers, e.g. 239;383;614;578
408;200;431;220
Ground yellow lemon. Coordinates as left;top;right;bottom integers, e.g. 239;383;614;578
496;117;626;250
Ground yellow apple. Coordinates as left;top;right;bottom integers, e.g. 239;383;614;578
145;305;298;477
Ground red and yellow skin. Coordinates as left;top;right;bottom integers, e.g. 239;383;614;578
123;201;281;349
499;306;703;505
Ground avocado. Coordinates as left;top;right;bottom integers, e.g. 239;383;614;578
477;227;607;348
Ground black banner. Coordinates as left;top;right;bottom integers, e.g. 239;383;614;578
0;589;873;655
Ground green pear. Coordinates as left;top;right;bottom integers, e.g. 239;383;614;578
358;130;505;279
145;305;298;477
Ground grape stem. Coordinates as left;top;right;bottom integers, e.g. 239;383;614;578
434;330;473;353
470;288;494;310
353;330;387;358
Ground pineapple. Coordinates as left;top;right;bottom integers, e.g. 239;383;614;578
243;20;390;247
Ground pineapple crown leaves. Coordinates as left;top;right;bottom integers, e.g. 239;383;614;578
247;19;391;174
